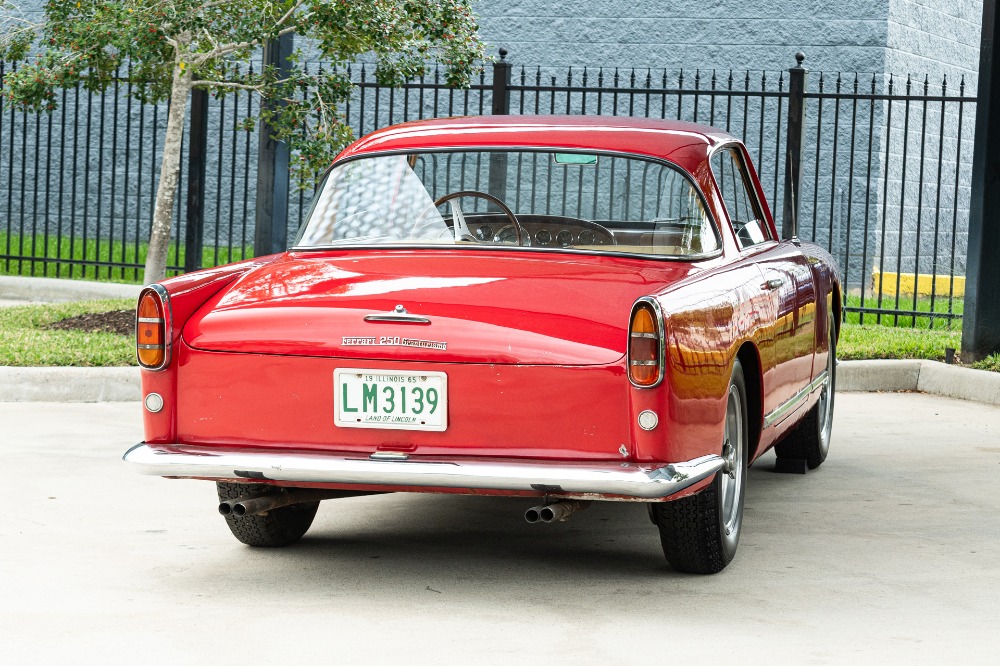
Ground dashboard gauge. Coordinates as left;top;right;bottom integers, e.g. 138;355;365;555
556;230;574;247
494;225;528;245
535;229;552;245
475;224;494;241
578;230;595;245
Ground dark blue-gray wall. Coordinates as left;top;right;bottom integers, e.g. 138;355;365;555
1;0;985;290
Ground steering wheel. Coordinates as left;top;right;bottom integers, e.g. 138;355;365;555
430;191;525;246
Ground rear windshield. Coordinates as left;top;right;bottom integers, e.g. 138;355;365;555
294;150;720;258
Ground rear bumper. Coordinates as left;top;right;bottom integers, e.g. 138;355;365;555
123;443;723;500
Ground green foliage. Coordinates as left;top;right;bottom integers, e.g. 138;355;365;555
0;2;34;61
1;0;485;179
0;298;136;366
972;353;1000;373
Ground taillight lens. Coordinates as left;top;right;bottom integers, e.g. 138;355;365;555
629;301;662;387
136;290;167;369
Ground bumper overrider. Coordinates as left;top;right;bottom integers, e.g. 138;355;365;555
122;444;725;500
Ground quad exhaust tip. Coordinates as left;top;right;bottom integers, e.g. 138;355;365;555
524;500;591;523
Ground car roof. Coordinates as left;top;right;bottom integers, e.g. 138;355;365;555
335;115;739;171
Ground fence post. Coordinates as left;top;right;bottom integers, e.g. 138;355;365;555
183;88;209;273
963;0;1000;360
254;33;294;258
782;52;808;240
488;49;512;205
491;48;511;115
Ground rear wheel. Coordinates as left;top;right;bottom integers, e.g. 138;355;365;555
775;322;836;469
651;359;748;574
216;482;319;547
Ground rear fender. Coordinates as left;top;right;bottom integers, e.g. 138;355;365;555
140;255;281;443
639;263;770;464
156;256;281;348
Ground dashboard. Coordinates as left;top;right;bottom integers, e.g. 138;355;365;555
461;214;616;248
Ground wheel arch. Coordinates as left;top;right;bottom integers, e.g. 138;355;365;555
735;342;764;462
831;279;843;341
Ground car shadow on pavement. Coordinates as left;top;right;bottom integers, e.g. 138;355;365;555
173;463;796;595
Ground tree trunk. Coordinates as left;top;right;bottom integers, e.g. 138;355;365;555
144;65;193;283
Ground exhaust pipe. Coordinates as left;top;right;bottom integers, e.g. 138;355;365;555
221;489;380;517
540;500;590;523
524;500;591;523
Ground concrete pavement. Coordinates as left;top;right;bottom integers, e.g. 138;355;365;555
0;393;997;664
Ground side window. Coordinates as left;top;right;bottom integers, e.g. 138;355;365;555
711;147;771;248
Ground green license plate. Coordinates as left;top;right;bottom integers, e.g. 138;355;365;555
334;369;448;431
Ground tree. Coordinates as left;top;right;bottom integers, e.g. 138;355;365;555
0;1;485;282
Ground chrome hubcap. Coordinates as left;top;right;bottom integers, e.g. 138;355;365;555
722;443;736;478
719;385;744;538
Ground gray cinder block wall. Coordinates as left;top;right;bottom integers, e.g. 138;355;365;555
0;0;985;290
474;0;893;73
879;0;981;282
474;0;982;290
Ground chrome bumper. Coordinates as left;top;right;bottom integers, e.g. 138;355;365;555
122;443;724;500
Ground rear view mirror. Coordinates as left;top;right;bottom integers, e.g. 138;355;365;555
553;153;598;165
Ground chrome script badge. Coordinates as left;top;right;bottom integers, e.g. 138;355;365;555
342;336;448;350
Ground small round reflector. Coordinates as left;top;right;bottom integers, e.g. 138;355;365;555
144;392;164;413
638;410;659;430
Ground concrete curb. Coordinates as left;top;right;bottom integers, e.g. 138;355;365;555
0;275;142;303
915;361;1000;405
837;359;1000;406
836;359;924;393
0;367;140;402
0;360;997;405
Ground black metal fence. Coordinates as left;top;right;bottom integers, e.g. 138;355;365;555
0;51;978;327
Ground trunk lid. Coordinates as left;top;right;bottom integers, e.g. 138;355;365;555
183;250;696;365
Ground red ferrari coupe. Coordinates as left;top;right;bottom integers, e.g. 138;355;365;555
124;115;841;573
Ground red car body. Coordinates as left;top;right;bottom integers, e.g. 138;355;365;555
125;115;841;573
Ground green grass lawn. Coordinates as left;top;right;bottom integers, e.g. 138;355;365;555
838;324;960;362
0;299;137;366
0;231;252;284
2;297;995;371
1;232;970;333
844;292;963;330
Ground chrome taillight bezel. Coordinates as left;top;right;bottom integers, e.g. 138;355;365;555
628;296;666;389
136;284;173;371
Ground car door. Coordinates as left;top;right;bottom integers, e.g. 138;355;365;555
710;145;816;420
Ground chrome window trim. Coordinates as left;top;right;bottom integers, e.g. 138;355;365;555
708;142;773;250
628;296;666;389
136;284;173;371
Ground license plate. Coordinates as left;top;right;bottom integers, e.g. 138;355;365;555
334;369;448;431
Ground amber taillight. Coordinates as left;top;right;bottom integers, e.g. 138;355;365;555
136;289;167;369
629;300;662;387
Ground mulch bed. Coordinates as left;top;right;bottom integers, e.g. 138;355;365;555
47;310;134;336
